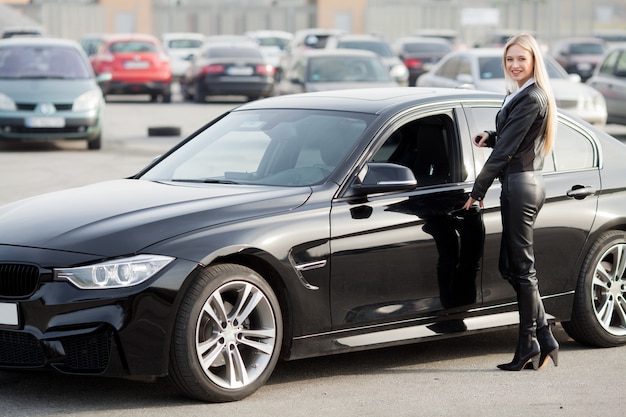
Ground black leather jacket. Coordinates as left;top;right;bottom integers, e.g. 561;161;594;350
471;83;549;201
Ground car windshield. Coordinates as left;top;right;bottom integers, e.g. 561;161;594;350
570;43;605;55
337;40;395;57
140;109;373;187
0;45;92;79
307;56;391;82
110;41;158;53
167;39;203;49
255;37;291;49
403;42;452;53
205;46;263;59
478;56;567;80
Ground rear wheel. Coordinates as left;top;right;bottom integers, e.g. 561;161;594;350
562;231;626;347
169;264;283;402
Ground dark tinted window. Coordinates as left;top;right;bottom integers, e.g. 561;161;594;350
0;45;91;79
110;41;158;53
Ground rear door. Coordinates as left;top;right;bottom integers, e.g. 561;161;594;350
464;105;601;310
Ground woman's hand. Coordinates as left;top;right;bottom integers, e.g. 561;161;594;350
463;196;483;210
473;131;489;147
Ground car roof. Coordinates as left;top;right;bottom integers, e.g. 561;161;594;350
0;36;82;49
236;87;503;114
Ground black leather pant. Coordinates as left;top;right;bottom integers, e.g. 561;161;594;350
498;171;548;333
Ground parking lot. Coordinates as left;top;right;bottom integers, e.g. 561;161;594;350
1;93;626;416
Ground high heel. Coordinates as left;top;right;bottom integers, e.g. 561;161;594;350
497;335;541;371
536;324;559;368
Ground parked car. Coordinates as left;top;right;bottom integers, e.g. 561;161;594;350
552;37;606;81
180;42;274;102
417;48;607;126
162;32;205;79
392;36;453;86
1;87;626;402
79;33;105;57
275;49;398;95
0;37;107;149
326;33;409;86
245;30;293;69
587;44;626;125
278;28;346;80
90;33;172;102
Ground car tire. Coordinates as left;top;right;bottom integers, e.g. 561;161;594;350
562;230;626;347
147;126;181;137
193;82;206;103
87;134;101;150
169;263;283;402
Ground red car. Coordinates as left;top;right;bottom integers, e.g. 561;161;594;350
90;33;172;102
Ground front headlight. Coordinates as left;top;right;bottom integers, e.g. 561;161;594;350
0;92;16;111
73;89;102;112
54;254;175;289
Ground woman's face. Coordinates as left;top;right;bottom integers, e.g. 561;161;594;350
505;43;534;87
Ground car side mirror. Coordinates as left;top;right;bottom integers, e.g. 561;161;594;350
349;163;417;197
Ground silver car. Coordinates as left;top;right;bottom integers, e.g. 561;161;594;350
417;48;607;127
586;44;626;125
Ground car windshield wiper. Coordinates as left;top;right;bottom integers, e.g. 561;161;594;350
171;178;240;184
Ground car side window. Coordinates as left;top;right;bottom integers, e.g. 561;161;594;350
466;107;595;174
437;57;460;79
616;50;626;76
599;51;619;75
372;115;457;186
551;122;596;171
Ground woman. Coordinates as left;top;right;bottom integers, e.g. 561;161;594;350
462;33;559;371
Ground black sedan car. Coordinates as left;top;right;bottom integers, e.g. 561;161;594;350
180;42;275;102
1;88;626;403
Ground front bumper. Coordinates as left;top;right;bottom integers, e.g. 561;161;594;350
0;255;198;377
0;113;101;141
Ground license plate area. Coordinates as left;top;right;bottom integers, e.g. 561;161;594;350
26;117;66;128
0;302;18;326
227;66;254;76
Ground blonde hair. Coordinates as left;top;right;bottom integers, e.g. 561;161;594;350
503;33;556;155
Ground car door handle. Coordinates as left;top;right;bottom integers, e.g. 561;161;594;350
566;185;596;200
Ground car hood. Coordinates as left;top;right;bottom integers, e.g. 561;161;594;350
0;79;97;101
0;179;312;256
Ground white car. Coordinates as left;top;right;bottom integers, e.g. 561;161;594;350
162;32;205;78
245;30;293;69
417;48;607;126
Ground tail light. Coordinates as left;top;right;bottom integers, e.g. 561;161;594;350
255;64;275;75
201;64;225;75
404;58;423;69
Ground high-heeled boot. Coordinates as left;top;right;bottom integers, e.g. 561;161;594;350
498;281;540;371
534;287;559;368
536;324;559;368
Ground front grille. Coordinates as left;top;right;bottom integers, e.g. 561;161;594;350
0;264;40;297
0;331;46;367
62;331;112;373
11;126;87;134
15;103;73;111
